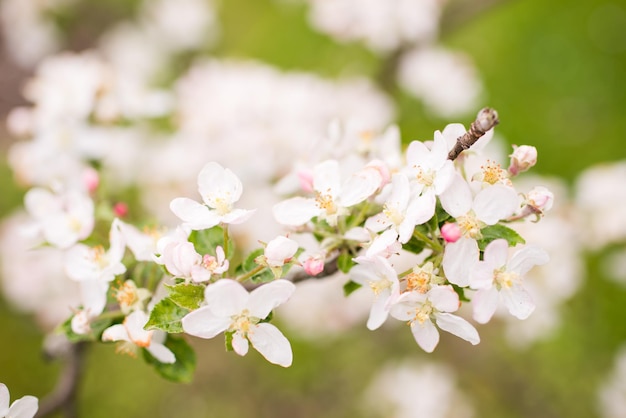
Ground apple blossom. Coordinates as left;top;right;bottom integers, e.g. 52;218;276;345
182;279;295;367
102;310;176;364
170;162;256;230
439;174;519;240
273;159;381;227
350;255;401;330
390;285;480;353
23;187;94;249
470;239;549;323
255;236;299;278
0;383;38;418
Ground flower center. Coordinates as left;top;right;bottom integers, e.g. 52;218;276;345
405;271;431;293
414;167;435;187
202;254;218;271
89;246;108;268
368;277;392;295
230;309;259;336
210;196;232;216
412;302;434;325
315;191;337;215
115;281;138;308
494;268;518;290
383;204;404;226
457;212;484;239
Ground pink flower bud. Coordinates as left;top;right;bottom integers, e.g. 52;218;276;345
441;222;462;243
83;167;100;193
508;145;537;176
303;255;325;276
113;202;129;218
527;186;554;213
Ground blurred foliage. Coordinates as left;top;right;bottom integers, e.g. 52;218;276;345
1;0;626;417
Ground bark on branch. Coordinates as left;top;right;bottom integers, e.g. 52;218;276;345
447;107;499;161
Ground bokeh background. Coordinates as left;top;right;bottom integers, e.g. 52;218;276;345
1;0;626;417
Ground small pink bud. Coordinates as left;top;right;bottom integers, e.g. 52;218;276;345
441;222;462;243
508;145;537;176
113;202;129;218
83;167;100;193
526;186;554;213
303;256;325;276
297;170;314;193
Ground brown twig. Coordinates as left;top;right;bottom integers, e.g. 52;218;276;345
37;342;87;418
447;107;499;161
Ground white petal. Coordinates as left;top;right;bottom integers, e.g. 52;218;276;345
125;311;151;345
435;313;480;345
439;174;472;217
79;280;109;316
428;285;459;313
365;212;392;233
433;161;455;195
0;383;10;415
340;167;382;207
501;284;535;319
247;280;296;319
472;288;500;324
410;320;440;353
220;208;256;225
102;324;130;342
388;173;410;211
147;342;176;364
473;185;519;225
508;245;549;276
366;229;399;257
483;239;509;269
442;238;478;287
273;197;319;226
405;140;429;167
367;293;390;330
313;160;340;198
408;190;436;227
431;131;450;167
7;396;39;418
264;236;299;267
197;162;243;206
108;219;127;264
249;323;293;367
181;306;231;338
232;332;249;356
469;261;496;290
204;279;249;317
170;198;220;230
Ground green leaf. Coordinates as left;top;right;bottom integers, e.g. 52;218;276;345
131;261;166;290
337;250;356;274
403;235;426;255
166;282;205;310
144;298;190;333
189;226;235;258
143;335;196;383
478;224;526;250
343;280;362;297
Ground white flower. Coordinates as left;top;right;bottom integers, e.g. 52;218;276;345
182;279;295;367
255;236;299;278
390;285;480;353
470;239;549;323
350;255;401;330
439;174;519;240
273;159;381;227
170;162;256;230
365;173;422;244
24;187;94;249
0;383;38;418
102;310;176;364
65;219;127;316
442;237;480;287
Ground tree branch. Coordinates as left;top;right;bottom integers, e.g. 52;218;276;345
447;107;499;161
36;342;87;418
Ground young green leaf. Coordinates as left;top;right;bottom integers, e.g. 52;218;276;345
343;280;362;297
166;282;205;310
144;298;190;333
478;224;526;250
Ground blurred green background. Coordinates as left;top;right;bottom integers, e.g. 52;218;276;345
1;0;626;417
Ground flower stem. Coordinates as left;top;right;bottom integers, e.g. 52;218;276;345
236;265;266;283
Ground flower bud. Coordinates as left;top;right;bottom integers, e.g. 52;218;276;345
526;186;554;214
297;169;314;193
508;145;537;176
303;255;325;276
441;222;462;243
113;202;129;218
83;167;100;193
